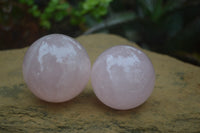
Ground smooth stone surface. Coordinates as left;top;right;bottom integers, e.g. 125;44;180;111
0;34;200;132
23;34;91;102
91;45;155;110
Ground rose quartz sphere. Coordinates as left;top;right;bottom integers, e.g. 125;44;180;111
23;34;91;102
91;45;155;110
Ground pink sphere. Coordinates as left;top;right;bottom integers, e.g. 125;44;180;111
91;45;155;110
23;34;91;102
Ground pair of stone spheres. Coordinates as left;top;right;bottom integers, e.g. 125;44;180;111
23;34;155;110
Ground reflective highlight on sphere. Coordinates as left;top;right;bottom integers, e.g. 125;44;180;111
23;34;91;102
91;45;155;110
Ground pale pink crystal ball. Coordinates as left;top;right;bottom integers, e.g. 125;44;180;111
91;45;155;110
23;34;91;102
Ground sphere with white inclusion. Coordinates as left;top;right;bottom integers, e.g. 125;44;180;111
23;34;91;102
91;45;155;110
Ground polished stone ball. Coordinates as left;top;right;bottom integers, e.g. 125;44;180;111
23;34;91;102
91;45;155;110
